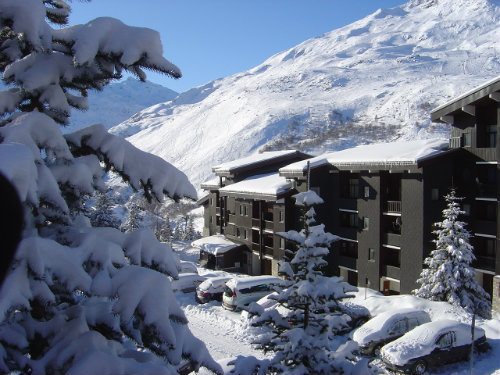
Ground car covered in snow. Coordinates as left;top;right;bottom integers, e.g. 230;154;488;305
195;276;232;303
353;308;430;355
222;276;286;311
171;273;206;293
381;319;489;375
179;260;198;274
242;291;370;334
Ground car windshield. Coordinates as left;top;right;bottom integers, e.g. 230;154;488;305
223;286;233;297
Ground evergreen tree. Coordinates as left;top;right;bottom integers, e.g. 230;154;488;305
0;2;220;374
121;200;143;232
90;190;120;228
413;189;491;318
158;215;173;243
231;191;358;375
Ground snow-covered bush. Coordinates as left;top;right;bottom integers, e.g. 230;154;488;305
0;1;221;374
413;189;491;318
231;191;359;375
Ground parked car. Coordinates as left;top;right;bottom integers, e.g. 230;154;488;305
222;276;286;311
195;276;232;303
179;260;198;274
381;319;489;375
353;308;431;355
171;273;206;293
241;291;370;335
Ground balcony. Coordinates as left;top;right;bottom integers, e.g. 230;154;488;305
473;256;495;272
338;255;357;271
385;201;402;213
473;220;497;237
263;246;274;257
473;148;497;162
252;218;261;228
251;243;260;252
381;264;401;280
382;233;401;248
449;137;462;149
476;183;497;199
264;220;274;231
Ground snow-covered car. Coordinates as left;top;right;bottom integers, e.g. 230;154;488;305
381;319;489;375
195;276;232;303
242;292;370;334
171;273;206;293
179;260;198;274
222;276;286;311
353;308;430;355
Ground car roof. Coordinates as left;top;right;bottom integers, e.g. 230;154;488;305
226;275;284;289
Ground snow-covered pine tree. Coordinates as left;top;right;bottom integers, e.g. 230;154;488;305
158;215;173;243
91;190;120;229
122;199;143;233
0;2;221;374
413;189;491;318
230;190;358;375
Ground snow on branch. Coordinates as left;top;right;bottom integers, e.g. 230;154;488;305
53;17;182;79
65;124;197;201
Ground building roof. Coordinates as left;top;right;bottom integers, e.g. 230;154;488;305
431;75;500;122
212;150;308;177
200;175;220;190
280;139;449;176
191;235;240;256
218;173;292;201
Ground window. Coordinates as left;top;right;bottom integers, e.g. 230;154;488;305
236;227;241;237
340;212;358;228
364;186;370;198
348;179;359;198
243;229;248;240
279;210;284;223
363;217;369;230
239;204;248;216
486;125;497;148
389;320;407;336
368;248;375;261
463;132;471;147
280;238;285;249
340;241;358;258
462;203;471;216
437;332;454;348
431;188;439;201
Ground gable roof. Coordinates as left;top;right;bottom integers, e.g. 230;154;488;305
431;75;500;122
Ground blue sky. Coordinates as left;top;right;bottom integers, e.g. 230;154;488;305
70;1;405;93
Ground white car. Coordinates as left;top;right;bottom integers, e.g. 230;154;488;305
381;319;489;375
222;276;286;311
171;273;206;293
353;308;430;355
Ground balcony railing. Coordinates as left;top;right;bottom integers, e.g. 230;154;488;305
263;246;274;257
386;201;402;213
449;137;462;149
382;232;401;248
381;264;401;280
473;256;495;272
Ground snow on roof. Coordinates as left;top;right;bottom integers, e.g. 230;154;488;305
213;150;300;174
219;173;291;199
280;139;449;174
226;275;285;290
191;235;240;256
200;175;220;189
431;75;500;114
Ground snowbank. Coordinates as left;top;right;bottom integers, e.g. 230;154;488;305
191;235;239;256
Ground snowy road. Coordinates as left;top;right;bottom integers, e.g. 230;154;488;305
176;293;266;363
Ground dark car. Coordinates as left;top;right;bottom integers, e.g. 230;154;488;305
381;319;489;375
195;276;232;303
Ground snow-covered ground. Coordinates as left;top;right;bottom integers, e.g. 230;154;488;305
172;241;500;375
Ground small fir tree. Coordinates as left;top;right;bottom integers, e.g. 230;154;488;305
121;200;143;232
413;189;491;318
90;190;120;228
230;190;358;375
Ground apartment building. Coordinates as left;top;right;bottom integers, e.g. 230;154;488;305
431;75;500;311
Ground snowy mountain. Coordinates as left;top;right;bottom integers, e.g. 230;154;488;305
110;0;500;188
63;77;178;133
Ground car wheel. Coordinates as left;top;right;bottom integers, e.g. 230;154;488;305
411;360;427;375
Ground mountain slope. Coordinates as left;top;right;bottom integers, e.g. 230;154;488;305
111;0;500;188
64;77;178;133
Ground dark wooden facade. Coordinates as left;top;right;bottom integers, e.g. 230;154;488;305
431;76;500;310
